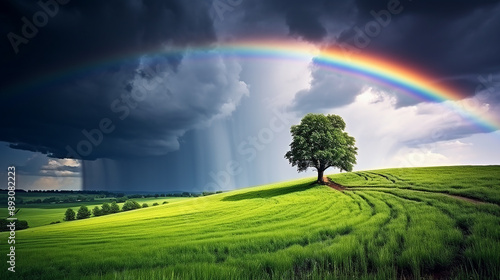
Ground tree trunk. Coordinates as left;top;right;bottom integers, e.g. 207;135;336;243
317;169;324;184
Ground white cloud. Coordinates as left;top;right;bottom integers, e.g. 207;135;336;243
30;176;81;190
46;158;80;168
392;149;452;168
327;87;500;170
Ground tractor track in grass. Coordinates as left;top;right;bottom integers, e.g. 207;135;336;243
336;182;468;280
359;187;473;280
323;177;496;206
351;187;493;205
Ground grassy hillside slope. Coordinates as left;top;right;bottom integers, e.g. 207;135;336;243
1;166;499;279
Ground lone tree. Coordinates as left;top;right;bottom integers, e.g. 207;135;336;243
285;113;358;184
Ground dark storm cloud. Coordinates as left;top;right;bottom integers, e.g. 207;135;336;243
354;0;500;17
339;0;500;91
283;5;327;41
289;66;364;113
229;0;355;41
0;0;249;160
1;0;215;86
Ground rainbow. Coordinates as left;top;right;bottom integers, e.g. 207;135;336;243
6;39;499;132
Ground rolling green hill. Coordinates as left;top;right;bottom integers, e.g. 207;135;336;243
1;166;499;279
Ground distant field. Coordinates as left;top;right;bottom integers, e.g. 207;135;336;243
0;166;499;279
0;197;191;228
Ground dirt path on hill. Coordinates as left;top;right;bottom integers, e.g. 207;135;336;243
323;177;492;205
322;177;345;191
349;186;488;205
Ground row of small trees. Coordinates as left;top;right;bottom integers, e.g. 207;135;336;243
64;205;93;220
63;200;166;221
92;201;120;217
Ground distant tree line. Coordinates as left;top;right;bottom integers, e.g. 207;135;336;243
0;189;115;195
26;190;115;195
118;191;223;198
23;195;96;205
0;189;27;193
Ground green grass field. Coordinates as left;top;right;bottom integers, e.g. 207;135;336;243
1;166;499;279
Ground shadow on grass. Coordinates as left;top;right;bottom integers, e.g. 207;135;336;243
222;181;318;201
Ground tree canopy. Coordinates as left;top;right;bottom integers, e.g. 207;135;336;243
285;113;357;183
122;200;142;211
64;208;76;221
110;201;120;213
92;206;102;217
76;206;91;219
